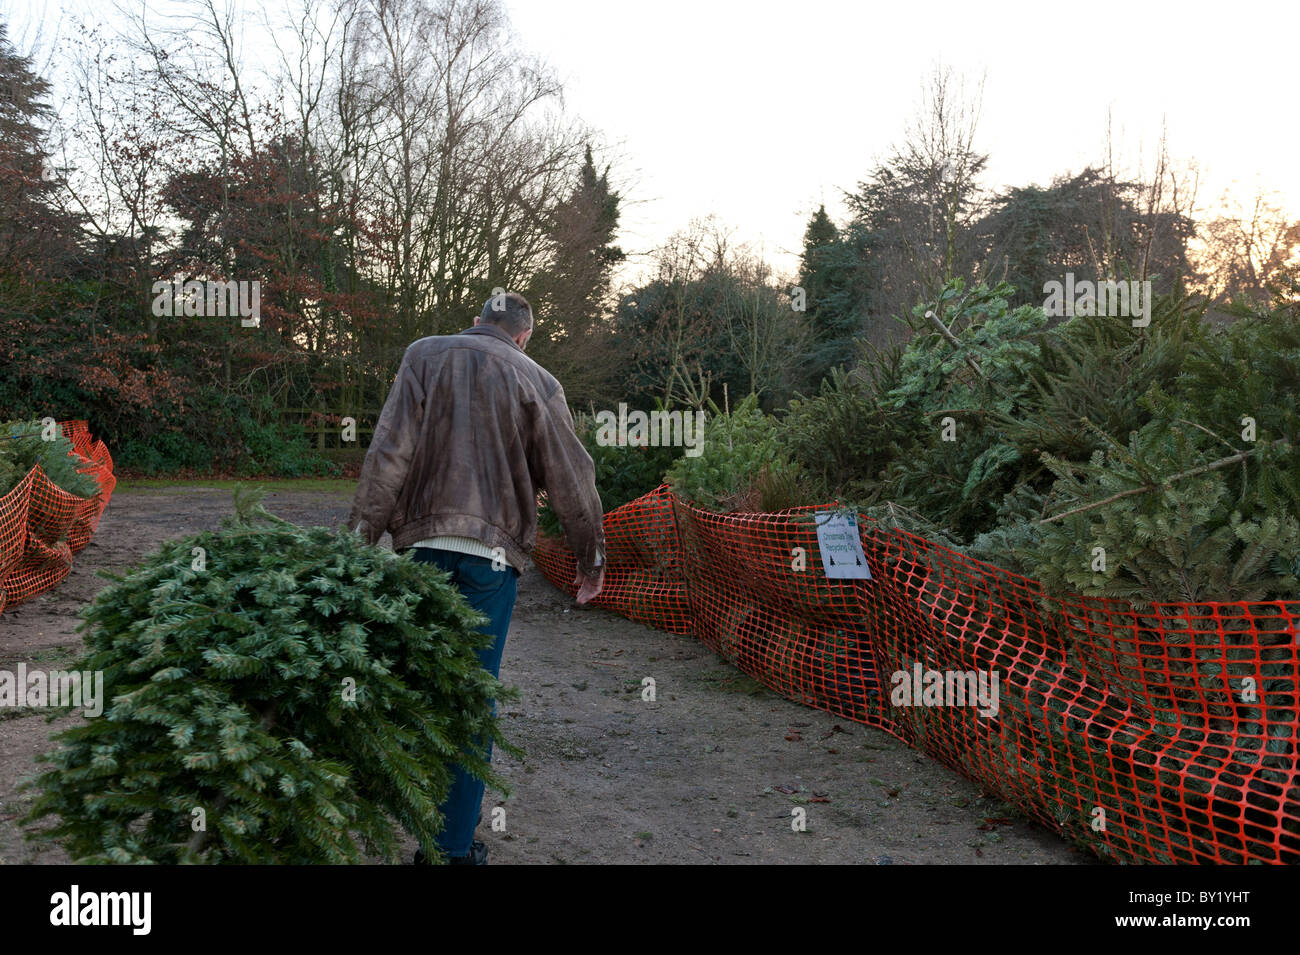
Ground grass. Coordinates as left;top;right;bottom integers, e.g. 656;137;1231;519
114;477;357;494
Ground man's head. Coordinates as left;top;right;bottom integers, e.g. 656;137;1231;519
475;290;534;350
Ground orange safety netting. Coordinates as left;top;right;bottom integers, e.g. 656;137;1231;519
533;484;692;635
531;484;1300;865
0;421;116;614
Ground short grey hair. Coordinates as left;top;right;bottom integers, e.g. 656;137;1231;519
480;291;533;336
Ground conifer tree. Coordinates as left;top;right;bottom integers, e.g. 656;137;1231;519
25;490;517;864
796;206;865;382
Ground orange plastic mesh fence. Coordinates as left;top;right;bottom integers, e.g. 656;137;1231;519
0;421;116;614
532;484;1300;864
532;484;692;634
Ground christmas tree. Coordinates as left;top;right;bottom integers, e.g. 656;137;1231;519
25;489;517;863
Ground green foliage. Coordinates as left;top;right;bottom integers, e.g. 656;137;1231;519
798;206;869;381
979;169;1195;305
525;145;627;408
972;302;1300;604
25;489;517;864
665;394;803;512
875;281;1049;539
235;398;339;478
707;278;1300;605
115;394;338;477
993;289;1203;469
0;420;101;498
982;428;1300;605
780;347;915;507
538;407;683;537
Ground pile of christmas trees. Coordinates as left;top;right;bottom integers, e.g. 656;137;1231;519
674;281;1300;606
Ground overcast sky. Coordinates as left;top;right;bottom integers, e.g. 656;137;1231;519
10;0;1297;286
507;0;1299;283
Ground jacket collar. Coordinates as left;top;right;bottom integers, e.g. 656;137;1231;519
460;323;522;351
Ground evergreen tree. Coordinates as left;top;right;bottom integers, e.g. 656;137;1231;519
845;139;990;331
797;205;865;383
978;168;1195;307
527;145;627;405
25;491;518;864
0;420;101;499
0;21;70;278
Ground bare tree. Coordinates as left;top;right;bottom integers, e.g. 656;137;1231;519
1089;113;1199;287
901;66;988;291
846;65;990;331
721;247;809;403
1195;188;1300;307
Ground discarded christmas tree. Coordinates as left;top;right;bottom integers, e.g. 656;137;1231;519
25;489;517;864
0;419;101;499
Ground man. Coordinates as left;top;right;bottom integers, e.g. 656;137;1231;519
347;290;606;865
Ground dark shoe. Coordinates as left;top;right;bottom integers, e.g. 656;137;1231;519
412;812;487;865
448;840;488;865
413;840;487;865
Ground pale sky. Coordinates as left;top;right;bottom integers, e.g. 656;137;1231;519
507;0;1300;284
10;0;1298;287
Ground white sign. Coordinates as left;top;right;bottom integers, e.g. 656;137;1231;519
815;513;871;579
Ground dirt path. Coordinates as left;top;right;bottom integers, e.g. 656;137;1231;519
0;486;1091;865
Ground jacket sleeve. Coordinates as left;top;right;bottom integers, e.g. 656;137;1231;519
531;386;605;577
347;348;425;545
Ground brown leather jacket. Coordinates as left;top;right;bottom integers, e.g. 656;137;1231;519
347;323;605;576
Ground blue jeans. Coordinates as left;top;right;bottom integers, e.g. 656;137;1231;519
407;547;519;857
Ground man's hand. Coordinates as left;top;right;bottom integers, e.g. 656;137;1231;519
574;566;604;605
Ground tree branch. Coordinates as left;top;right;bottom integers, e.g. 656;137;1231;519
1038;448;1257;525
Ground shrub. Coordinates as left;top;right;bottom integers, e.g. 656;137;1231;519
539;406;683;537
779;347;915;508
665;393;802;513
